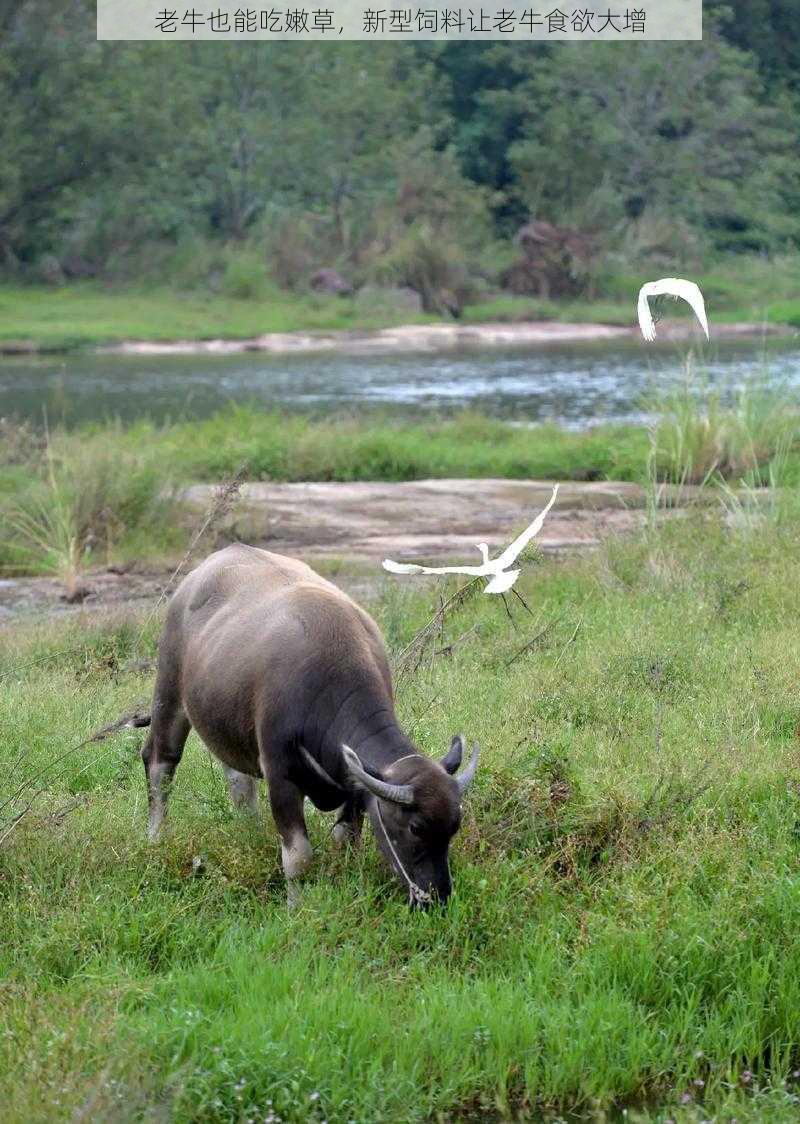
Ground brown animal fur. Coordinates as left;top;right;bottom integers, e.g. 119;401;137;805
141;544;477;905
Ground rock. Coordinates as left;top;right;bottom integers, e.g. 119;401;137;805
309;268;352;296
36;254;64;286
504;220;595;299
61;254;98;279
0;340;40;355
435;288;462;319
354;285;423;315
60;584;93;604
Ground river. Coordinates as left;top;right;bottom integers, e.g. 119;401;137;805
2;335;799;429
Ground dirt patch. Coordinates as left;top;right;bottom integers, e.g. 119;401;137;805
0;478;695;625
0;567;171;625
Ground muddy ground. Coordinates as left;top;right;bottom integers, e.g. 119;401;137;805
0;478;697;625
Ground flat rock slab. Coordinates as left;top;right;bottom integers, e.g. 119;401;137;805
109;321;631;356
183;477;698;562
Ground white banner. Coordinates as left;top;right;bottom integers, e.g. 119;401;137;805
97;0;702;40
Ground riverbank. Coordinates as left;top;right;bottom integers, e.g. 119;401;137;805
3;395;798;611
0;277;797;353
107;317;782;357
0;413;648;584
109;319;632;356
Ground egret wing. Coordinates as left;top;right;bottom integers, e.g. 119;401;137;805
637;277;709;341
484;569;520;594
383;558;484;577
383;559;426;574
637;283;657;341
673;279;709;339
493;483;559;570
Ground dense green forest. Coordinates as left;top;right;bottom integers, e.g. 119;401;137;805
1;0;799;308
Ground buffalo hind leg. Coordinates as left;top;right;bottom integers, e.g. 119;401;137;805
223;766;260;814
332;798;364;847
141;705;191;841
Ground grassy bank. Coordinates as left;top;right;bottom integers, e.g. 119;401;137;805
3;507;800;1120
2;389;799;581
0;283;437;351
2;254;800;349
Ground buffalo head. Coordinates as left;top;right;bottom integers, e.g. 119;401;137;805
341;735;479;907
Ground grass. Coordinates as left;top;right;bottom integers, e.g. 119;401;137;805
646;374;800;492
0;282;436;351
466;254;800;329
0;418;181;581
3;507;800;1120
2;253;800;349
124;408;651;485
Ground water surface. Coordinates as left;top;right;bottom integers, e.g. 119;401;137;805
2;335;798;429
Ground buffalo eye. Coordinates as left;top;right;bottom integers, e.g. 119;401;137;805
409;819;425;838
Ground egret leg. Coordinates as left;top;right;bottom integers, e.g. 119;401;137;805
500;593;518;629
511;586;535;617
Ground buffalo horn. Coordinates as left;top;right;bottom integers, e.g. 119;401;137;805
456;742;480;795
341;745;415;806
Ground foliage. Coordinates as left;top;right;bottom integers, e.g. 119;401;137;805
506;28;800;259
1;7;799;290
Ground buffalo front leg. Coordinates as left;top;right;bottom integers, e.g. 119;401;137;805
263;762;312;906
223;765;260;814
141;704;191;841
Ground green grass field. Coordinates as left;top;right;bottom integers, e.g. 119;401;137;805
3;508;800;1121
2;253;800;349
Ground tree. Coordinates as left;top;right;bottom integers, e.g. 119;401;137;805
504;30;800;254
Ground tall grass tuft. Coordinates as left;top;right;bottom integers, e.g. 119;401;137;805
1;421;178;593
648;360;800;494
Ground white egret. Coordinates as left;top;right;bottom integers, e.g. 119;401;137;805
637;277;709;342
382;483;559;596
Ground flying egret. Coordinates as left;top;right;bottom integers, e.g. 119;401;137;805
382;483;559;596
637;278;709;342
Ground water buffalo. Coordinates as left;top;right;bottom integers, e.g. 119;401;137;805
141;544;479;905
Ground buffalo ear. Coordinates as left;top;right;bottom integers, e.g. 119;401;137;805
441;734;464;775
